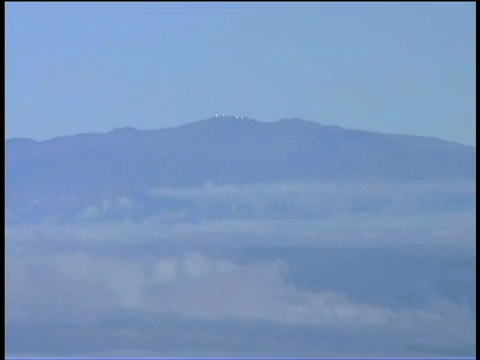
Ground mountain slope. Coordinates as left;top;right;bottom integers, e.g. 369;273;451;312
5;116;476;223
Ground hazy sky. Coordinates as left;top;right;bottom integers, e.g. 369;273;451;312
6;2;476;145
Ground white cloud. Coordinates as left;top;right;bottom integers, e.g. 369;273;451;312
116;196;136;210
76;204;102;220
6;247;475;333
147;179;476;216
5;180;476;356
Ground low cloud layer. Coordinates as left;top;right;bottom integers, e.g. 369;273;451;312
6;179;476;357
6;236;476;357
6;179;476;225
7;250;436;326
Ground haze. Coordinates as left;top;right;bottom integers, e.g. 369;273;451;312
5;2;476;358
6;2;476;145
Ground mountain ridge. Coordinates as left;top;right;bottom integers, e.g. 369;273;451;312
6;116;476;148
6;116;476;224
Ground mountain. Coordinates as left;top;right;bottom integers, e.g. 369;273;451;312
5;116;476;224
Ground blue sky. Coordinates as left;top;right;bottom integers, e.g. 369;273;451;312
6;2;476;145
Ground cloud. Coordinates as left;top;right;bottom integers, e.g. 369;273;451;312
116;196;135;210
6;206;476;249
148;178;476;217
76;204;103;220
6;247;475;329
74;197;137;221
6;179;476;226
6;227;476;358
5;179;476;356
